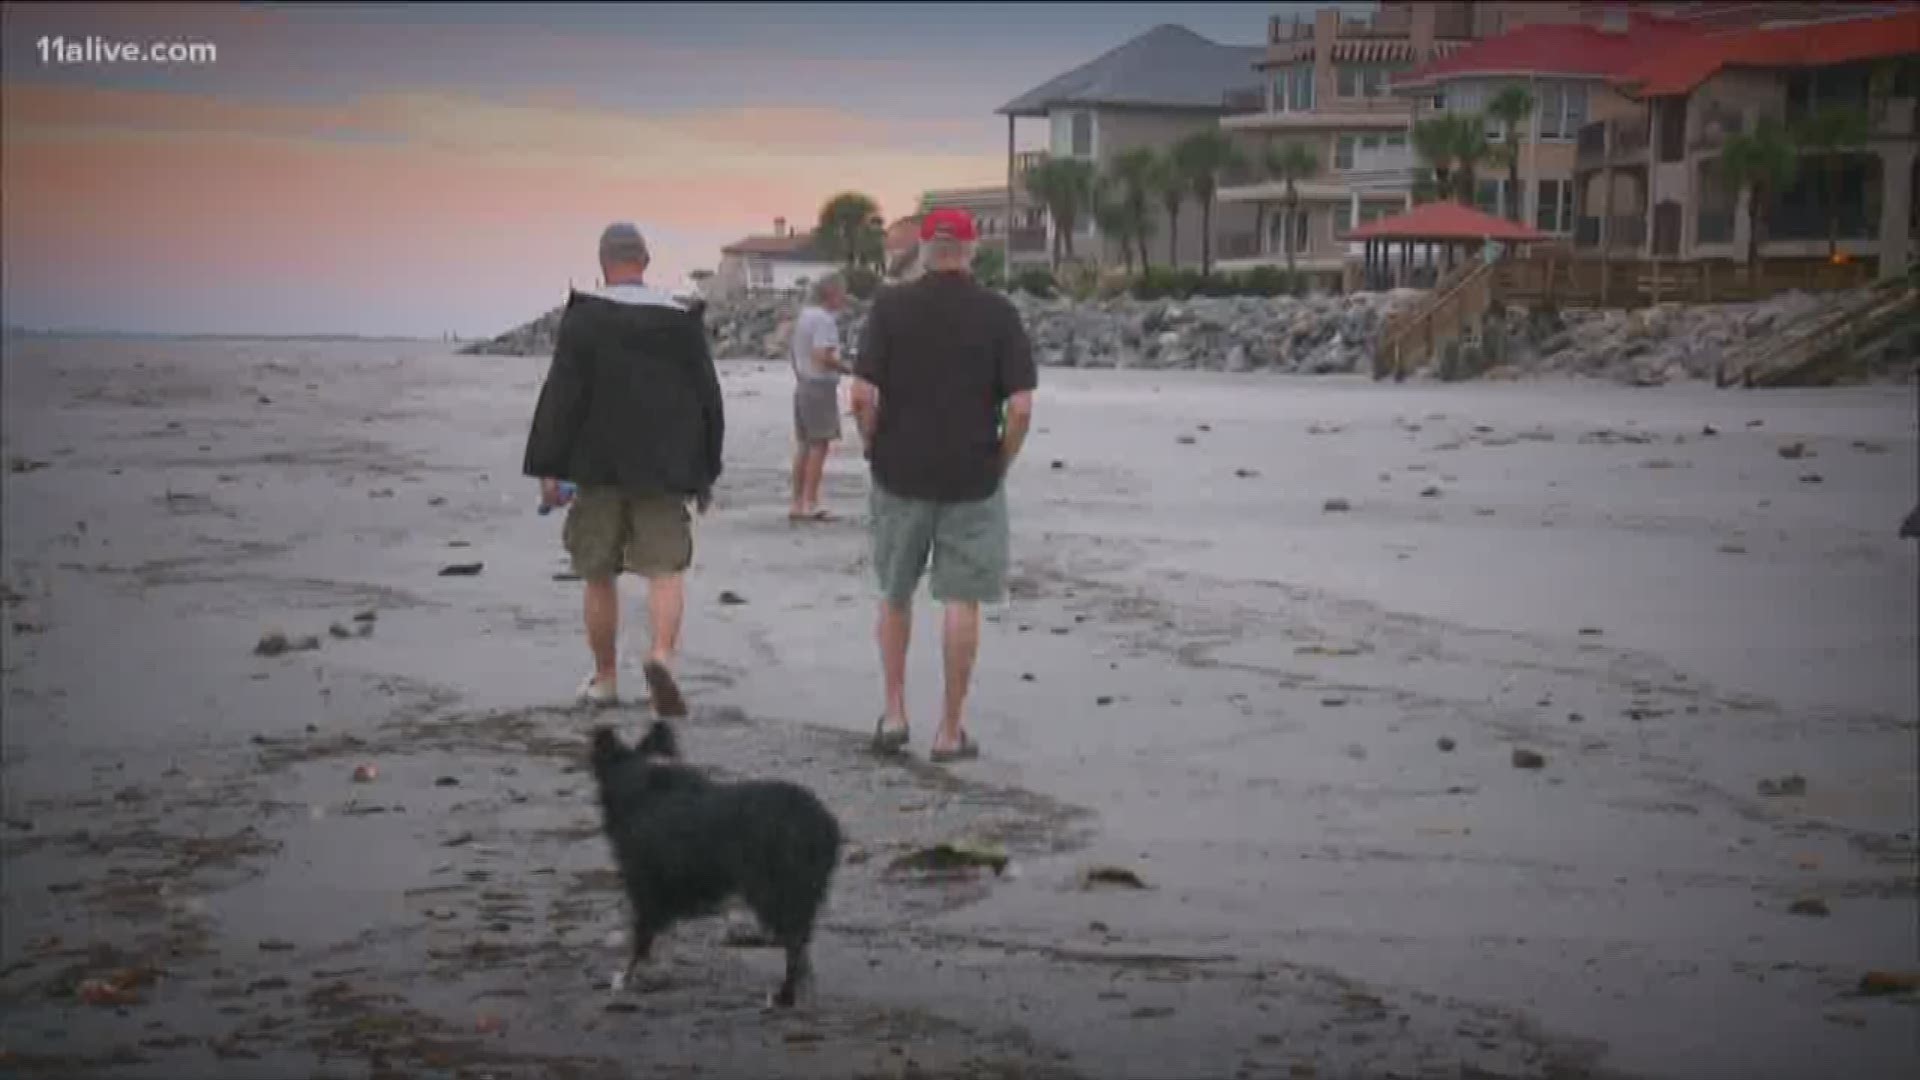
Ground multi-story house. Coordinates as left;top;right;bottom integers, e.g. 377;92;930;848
1213;1;1584;290
996;24;1263;269
710;218;839;300
1577;7;1918;279
919;182;1047;269
1390;10;1704;239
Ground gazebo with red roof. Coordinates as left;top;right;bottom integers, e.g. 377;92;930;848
1340;201;1549;291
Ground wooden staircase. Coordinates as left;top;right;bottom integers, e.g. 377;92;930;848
1715;280;1920;388
1372;257;1499;381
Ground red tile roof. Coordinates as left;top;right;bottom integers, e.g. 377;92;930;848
720;233;827;259
1342;201;1549;243
1615;9;1920;98
1395;14;1704;88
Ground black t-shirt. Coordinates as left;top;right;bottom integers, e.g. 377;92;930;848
854;272;1037;503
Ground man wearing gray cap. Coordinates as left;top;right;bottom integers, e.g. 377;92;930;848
524;222;725;719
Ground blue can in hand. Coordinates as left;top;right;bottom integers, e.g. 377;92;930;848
538;481;577;516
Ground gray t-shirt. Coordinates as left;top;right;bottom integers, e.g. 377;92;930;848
789;305;841;386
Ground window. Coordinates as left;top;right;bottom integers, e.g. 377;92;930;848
1335;201;1353;235
1270;210;1310;255
1535;179;1572;233
1339;65;1397;99
1476;179;1500;213
1385;132;1406;149
747;258;772;288
1292;66;1315;111
1534;82;1589;142
1335;135;1355;170
1071;112;1093;157
1338;67;1358;98
1431;93;1446;110
1360;134;1380;151
1362;67;1387;97
1537;84;1564;139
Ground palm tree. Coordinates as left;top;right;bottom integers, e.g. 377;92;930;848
1720;114;1799;279
1107;147;1160;270
815;192;883;272
1411;116;1459;205
1092;185;1138;273
1791;105;1872;259
1444;114;1494;207
1172;129;1246;275
1024;157;1097;265
1486;86;1536;222
1149;154;1186;268
1263;141;1318;277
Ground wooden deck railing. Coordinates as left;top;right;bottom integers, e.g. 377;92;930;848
1374;257;1497;380
1494;256;1876;308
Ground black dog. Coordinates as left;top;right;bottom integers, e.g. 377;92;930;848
588;721;841;1008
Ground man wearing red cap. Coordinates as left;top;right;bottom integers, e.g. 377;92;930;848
852;208;1037;762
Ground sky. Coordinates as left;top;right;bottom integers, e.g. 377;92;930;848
0;1;1346;338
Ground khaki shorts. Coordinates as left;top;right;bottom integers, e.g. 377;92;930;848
562;487;693;580
794;381;841;444
869;481;1009;605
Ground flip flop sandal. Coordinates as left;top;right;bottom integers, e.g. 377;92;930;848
870;716;910;755
928;733;979;764
643;661;688;719
809;510;838;522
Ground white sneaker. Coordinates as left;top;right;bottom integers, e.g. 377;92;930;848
577;673;617;708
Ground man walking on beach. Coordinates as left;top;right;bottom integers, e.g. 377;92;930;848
523;222;724;718
789;275;850;522
852;208;1036;762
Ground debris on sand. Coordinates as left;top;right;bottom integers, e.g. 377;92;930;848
1756;774;1808;798
1234;468;1260;479
1510;749;1547;770
1777;442;1810;460
1788;898;1831;918
1856;971;1920;997
438;562;484;576
254;630;322;657
1420;486;1441;498
352;609;377;623
887;839;1009;877
1080;865;1149;890
76;966;159;1007
7;457;51;474
328;623;353;640
1176;435;1196;446
1323;498;1351;513
352;764;379;783
718;590;748;606
1436;737;1457;752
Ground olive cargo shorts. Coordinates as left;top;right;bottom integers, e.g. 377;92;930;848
869;481;1009;605
563;487;693;580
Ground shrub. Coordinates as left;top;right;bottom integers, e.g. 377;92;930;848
1238;265;1293;298
1058;260;1102;302
970;245;1006;289
843;266;881;300
1012;267;1057;298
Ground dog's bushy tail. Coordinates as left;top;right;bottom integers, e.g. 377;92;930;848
589;725;627;779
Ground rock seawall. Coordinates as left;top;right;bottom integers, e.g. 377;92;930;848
462;285;1915;385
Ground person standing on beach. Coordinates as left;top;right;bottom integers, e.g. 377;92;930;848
788;275;850;523
523;222;724;718
852;208;1036;762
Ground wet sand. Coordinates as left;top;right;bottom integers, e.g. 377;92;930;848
1;338;1915;1079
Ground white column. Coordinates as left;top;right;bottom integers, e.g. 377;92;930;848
1879;144;1915;280
1350;190;1361;242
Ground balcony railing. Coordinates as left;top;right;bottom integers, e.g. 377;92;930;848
1574;216;1601;247
1013;150;1048;177
1223;89;1266;116
1696;210;1736;245
1006;226;1048;254
1616;119;1649;156
1690;110;1746;152
1610;215;1647;248
1574;118;1650;168
1270;14;1311;43
1769;207;1877;242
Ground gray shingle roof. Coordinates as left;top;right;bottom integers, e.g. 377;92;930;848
998;24;1263;117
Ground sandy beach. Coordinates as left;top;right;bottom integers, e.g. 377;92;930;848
1;338;1915;1079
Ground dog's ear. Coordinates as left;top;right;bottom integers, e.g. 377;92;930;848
636;720;682;761
589;726;628;774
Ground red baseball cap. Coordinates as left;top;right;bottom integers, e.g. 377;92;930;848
919;208;978;242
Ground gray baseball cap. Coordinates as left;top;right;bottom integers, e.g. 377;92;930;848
599;221;650;264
